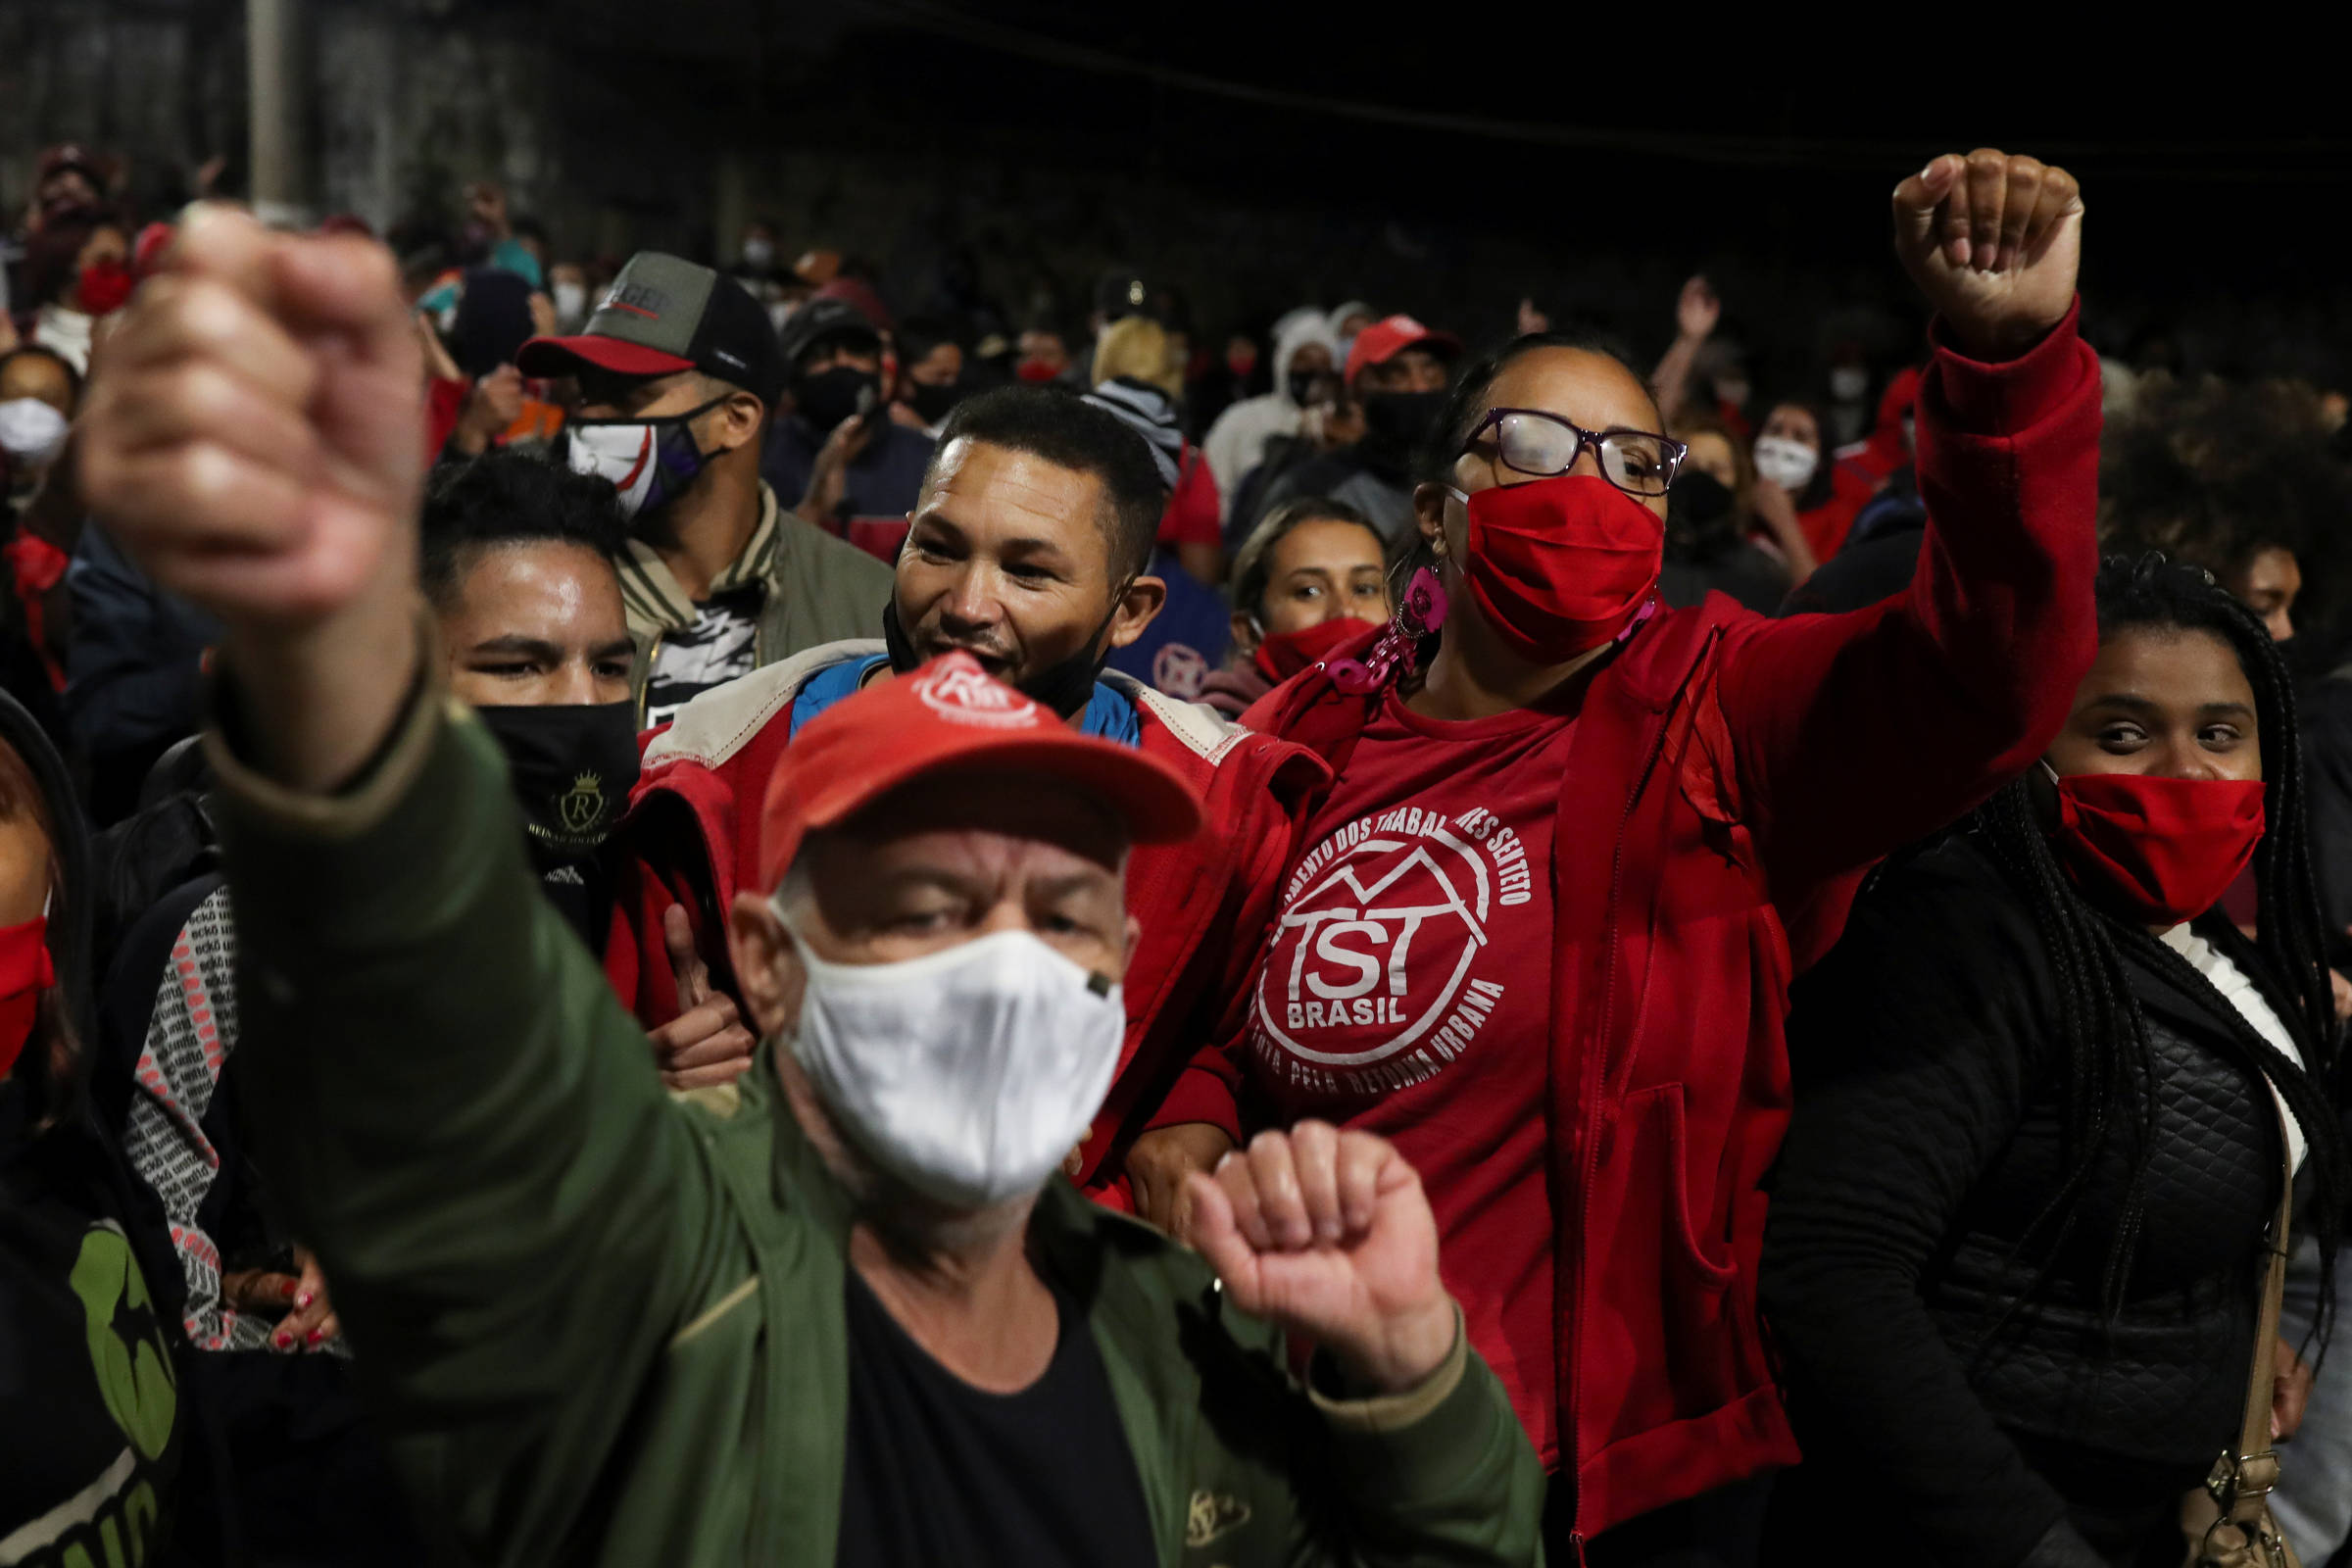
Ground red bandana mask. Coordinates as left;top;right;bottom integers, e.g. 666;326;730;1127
2044;768;2267;927
0;914;54;1080
1452;474;1662;663
1253;616;1377;683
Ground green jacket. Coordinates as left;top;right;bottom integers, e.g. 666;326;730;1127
209;681;1545;1567
614;480;895;719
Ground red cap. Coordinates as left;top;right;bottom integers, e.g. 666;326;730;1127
1345;313;1462;386
757;653;1202;892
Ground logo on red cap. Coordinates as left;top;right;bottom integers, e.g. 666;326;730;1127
913;658;1044;729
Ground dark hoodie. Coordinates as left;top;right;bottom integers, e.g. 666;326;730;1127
0;689;186;1560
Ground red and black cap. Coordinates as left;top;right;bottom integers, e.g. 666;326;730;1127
518;250;785;406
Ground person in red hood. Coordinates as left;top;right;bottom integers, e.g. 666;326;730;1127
1200;497;1395;720
605;381;1327;1225
1141;147;2104;1562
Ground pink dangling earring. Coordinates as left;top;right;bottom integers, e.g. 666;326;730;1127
1329;566;1448;694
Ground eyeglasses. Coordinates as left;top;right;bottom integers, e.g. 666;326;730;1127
1459;408;1687;498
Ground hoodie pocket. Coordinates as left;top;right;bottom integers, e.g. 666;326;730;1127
1586;1083;1744;1441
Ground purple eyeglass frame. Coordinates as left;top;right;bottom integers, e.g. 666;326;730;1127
1461;406;1689;497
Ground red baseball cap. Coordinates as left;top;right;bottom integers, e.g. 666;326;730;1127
758;652;1201;892
1345;313;1462;386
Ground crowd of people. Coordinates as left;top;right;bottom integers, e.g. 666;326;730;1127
7;132;2352;1568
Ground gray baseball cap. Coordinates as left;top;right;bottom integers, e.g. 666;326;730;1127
518;250;784;405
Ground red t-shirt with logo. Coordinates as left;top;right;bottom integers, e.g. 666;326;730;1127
1246;690;1572;1464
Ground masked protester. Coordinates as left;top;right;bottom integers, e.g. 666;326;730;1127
1201;308;1341;499
0;345;76;513
1;692;188;1565
1751;400;1874;562
1658;415;1801;614
1124;149;2103;1561
417;454;644;947
74;250;1556;1550
1761;555;2347;1566
1;345;82;746
1200;497;1394;720
1248;314;1460;545
888;314;969;438
609;384;1323;1226
516;253;891;726
760;296;936;557
22;214;132;376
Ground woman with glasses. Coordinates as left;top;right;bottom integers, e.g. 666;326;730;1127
1147;147;2102;1565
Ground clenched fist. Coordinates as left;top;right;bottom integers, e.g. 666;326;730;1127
1893;149;2083;361
77;208;429;789
1184;1122;1457;1396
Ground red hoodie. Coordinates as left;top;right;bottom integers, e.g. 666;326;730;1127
599;641;1328;1203
1195;307;2099;1547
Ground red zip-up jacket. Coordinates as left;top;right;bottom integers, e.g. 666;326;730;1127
599;640;1328;1205
1208;307;2099;1548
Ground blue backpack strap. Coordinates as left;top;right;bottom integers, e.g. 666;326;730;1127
787;655;890;740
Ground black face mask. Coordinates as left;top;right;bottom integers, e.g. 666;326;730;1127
1357;389;1447;476
1664;468;1740;559
473;702;643;869
906;378;965;426
1286;368;1320;407
882;592;1125;721
795;366;879;434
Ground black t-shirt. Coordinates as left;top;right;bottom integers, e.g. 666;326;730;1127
0;1100;182;1565
834;1267;1155;1568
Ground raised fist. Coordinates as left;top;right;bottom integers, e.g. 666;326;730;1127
76;206;424;633
1183;1122;1457;1396
1675;275;1720;342
1893;149;2082;361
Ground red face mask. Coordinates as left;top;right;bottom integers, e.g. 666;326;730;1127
1253;615;1377;683
77;259;134;317
0;914;55;1080
1452;474;1662;663
2044;768;2267;927
1014;358;1061;384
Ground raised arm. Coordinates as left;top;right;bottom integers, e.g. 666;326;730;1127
1647;274;1720;422
76;210;717;1553
1719;150;2099;900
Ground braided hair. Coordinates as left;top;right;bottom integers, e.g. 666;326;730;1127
1972;553;2345;1342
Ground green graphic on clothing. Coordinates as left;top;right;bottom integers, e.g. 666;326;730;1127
69;1225;176;1461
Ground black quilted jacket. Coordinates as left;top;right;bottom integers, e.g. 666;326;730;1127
1758;831;2295;1568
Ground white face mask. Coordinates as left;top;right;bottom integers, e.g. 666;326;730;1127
778;914;1126;1209
552;280;588;327
0;398;69;465
1751;434;1820;492
1829;367;1869;403
742;237;777;272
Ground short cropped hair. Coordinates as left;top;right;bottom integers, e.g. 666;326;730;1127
419;450;631;610
928;384;1165;582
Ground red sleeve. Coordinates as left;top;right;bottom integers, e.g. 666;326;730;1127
1718;301;2100;898
425;376;470;460
1157;447;1223;549
1796;469;1870;561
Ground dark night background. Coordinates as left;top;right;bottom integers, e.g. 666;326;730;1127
7;1;2348;386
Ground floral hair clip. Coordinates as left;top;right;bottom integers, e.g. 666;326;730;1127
1329;567;1447;695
